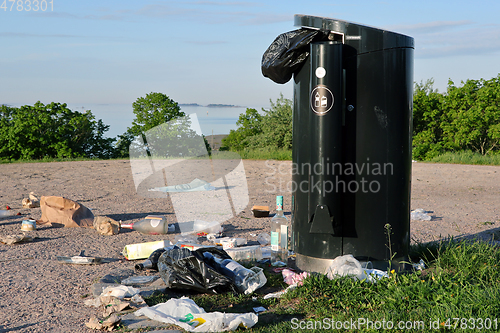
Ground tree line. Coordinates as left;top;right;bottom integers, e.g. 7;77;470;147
221;74;500;160
0;93;198;161
1;74;499;161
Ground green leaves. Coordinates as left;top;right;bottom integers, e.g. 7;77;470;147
0;102;115;160
116;92;188;158
221;94;292;151
413;74;500;160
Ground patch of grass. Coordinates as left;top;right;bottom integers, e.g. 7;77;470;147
427;150;500;165
237;147;292;160
0;156;126;164
144;240;500;332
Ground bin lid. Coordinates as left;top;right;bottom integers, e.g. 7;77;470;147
294;14;414;54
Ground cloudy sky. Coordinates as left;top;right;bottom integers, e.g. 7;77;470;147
1;0;499;108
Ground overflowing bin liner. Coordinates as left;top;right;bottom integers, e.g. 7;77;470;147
158;246;238;294
261;28;329;84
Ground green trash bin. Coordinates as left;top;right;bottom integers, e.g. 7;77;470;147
263;15;414;272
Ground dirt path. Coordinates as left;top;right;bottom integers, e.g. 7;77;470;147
0;159;499;332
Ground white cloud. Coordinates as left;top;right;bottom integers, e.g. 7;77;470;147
385;21;500;59
387;20;474;34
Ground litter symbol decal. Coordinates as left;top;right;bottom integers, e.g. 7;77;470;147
310;85;334;115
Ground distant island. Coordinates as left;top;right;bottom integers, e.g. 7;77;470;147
179;103;244;108
178;103;202;107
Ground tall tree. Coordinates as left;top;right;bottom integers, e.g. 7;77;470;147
115;92;186;157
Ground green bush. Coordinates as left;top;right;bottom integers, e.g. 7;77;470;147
413;74;500;160
0;102;115;160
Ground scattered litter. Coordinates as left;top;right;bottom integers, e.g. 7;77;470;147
0;233;34;245
158;246;238;294
21;219;37;231
214;237;247;247
253;306;266;313
22;192;40;208
225;245;263;261
135;248;167;271
326;254;389;283
121;276;159;285
257;233;271;245
203;251;267;295
326;254;363;280
175;242;217;252
101;285;141;299
57;255;102;265
93;216;120;235
149;178;215;193
38;196;94;228
85;316;104;330
0;210;15;218
271;261;286;267
179;220;223;236
411;208;432;221
174;234;198;244
134;296;258;332
121;215;173;235
412;259;426;271
252;205;270;218
5;205;10;210
260;246;271;259
282;268;309;286
103;302;131;317
364;269;390;283
86;313;121;331
220;238;237;250
122;240;172;260
206;233;217;241
131;294;145;304
263;284;297;299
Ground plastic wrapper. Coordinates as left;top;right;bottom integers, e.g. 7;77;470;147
411;208;432;221
326;254;389;283
158;246;238;294
261;28;328;84
134;296;258;332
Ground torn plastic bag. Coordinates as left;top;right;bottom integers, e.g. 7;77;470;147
135;296;258;332
261;28;329;84
158;246;238;294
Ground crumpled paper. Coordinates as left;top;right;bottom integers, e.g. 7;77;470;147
85;314;120;331
84;285;143;329
22;192;40;208
93;216;120;236
0;233;34;245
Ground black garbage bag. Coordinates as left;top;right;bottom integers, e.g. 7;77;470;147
158;246;238;294
261;28;329;84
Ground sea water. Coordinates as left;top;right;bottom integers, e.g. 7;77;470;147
66;103;250;138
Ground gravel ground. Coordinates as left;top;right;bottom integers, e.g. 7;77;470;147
0;159;499;332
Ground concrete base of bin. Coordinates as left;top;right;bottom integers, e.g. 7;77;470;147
296;253;409;274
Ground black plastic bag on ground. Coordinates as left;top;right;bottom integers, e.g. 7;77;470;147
261;28;329;84
158;246;238;294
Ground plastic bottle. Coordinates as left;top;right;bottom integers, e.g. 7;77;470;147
120;215;174;235
135;248;167;271
203;252;253;287
271;195;289;265
0;210;15;218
